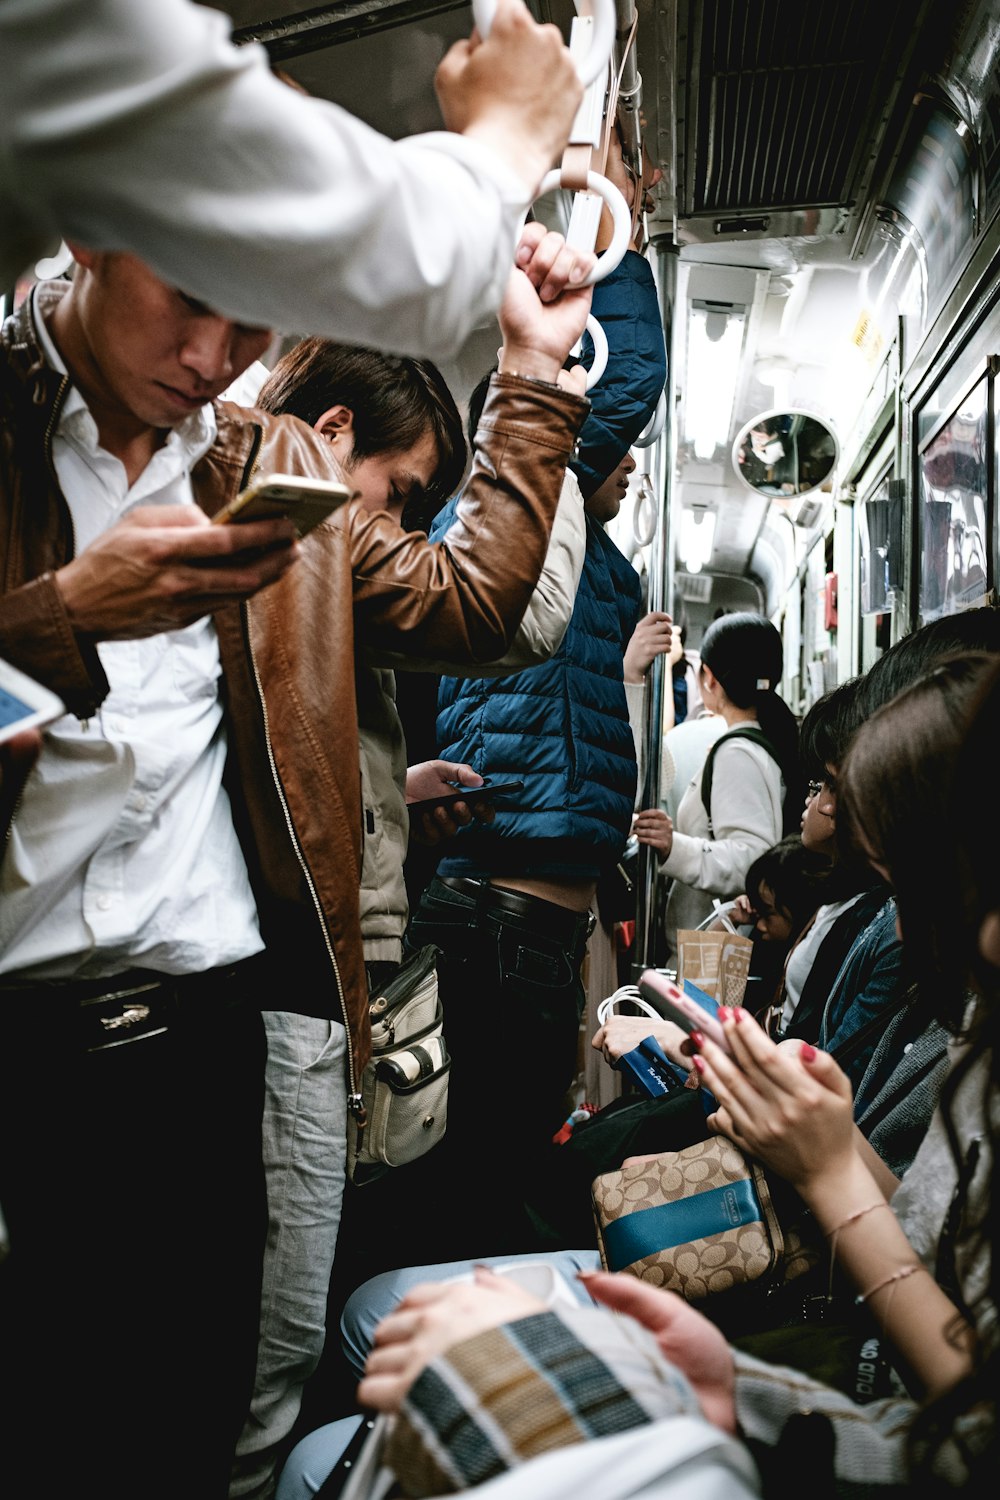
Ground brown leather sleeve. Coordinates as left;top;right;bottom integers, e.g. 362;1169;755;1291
346;373;589;662
0;571;109;718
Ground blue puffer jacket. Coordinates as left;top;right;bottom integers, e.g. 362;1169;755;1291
570;250;667;497
429;250;663;881
433;519;643;879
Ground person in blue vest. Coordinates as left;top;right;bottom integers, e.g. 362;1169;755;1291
401;135;669;1259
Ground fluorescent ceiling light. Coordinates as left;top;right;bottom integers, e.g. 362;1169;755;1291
684;304;745;460
679;506;717;573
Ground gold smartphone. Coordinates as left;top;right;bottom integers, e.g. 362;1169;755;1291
212;473;353;538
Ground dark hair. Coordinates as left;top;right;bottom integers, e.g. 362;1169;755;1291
699;612;803;818
851;654;1000;1476
855;606;1000;721
257;338;467;527
838;650;999;1032
797;679;889;900
798;678;864;779
744;835;832;941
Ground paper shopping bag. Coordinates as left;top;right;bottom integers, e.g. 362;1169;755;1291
675;927;753;1007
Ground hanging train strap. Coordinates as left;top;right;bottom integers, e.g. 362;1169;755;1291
596;7;642;246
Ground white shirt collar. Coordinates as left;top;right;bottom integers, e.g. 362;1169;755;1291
32;281;217;463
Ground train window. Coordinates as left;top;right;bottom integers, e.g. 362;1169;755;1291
859;479;905;617
918;369;991;622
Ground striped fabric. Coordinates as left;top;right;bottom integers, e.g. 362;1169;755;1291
385;1308;703;1496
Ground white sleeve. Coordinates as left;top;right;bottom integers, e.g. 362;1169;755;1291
368;471;585;676
486;471;585;670
625;680;647;801
2;0;531;358
662;741;783;898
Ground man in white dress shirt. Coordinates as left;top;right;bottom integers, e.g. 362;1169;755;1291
0;225;592;1498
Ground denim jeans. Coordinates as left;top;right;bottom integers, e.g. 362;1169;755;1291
231;1013;349;1500
340;1248;601;1379
402;876;592;1258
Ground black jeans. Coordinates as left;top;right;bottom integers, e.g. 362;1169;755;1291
402;876;593;1258
0;961;268;1500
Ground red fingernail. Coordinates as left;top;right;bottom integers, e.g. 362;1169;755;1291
800;1043;817;1063
688;1030;704;1051
717;1006;730;1021
732;1007;746;1023
691;1055;706;1074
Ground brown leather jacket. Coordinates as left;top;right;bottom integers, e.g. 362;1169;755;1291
0;283;588;1106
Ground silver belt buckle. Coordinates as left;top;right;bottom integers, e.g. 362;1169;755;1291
100;1002;152;1033
86;980;167;1051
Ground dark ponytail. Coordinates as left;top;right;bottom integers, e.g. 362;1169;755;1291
699;612;804;825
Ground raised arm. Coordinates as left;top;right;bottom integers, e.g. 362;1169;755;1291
348;240;592;661
3;0;583;358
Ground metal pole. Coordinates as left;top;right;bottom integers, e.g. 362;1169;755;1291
632;239;677;977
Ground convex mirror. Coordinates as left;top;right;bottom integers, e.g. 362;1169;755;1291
733;410;838;498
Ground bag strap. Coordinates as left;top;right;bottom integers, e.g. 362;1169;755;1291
700;725;782;833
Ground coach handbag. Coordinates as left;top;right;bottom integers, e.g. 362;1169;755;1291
590;1135;820;1302
347;944;450;1187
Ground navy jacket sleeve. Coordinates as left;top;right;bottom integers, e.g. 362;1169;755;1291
571;249;667;499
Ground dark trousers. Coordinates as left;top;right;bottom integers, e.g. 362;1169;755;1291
401;876;592;1260
0;962;268;1500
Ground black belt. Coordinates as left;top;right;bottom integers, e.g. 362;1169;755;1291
0;953;269;1052
437;876;597;948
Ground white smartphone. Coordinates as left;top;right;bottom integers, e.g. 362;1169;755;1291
637;968;734;1057
212;473;353;538
0;656;66;744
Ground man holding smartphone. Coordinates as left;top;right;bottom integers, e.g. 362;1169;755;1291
0;232;592;1500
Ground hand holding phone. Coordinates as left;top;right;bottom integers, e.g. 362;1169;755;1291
637;969;734;1057
212;473;353;538
406;776;524;816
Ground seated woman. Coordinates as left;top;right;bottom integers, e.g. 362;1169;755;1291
278;649;999;1499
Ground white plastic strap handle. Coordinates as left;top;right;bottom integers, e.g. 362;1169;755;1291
631;473;657;548
472;0;615;89
633;388;666;449
579;312;608;390
536;169;631;286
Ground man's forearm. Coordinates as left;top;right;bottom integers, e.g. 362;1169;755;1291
0;575;108;719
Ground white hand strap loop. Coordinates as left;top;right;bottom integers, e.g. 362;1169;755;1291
472;0;615;89
579;313;608;390
536;169;631;285
633;388;666;448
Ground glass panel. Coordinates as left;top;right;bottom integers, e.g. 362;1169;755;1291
918;372;990;621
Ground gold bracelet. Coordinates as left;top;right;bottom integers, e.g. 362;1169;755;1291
825;1201;889;1239
855;1262;922;1306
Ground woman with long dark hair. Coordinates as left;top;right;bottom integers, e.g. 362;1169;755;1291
634;611;803;964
